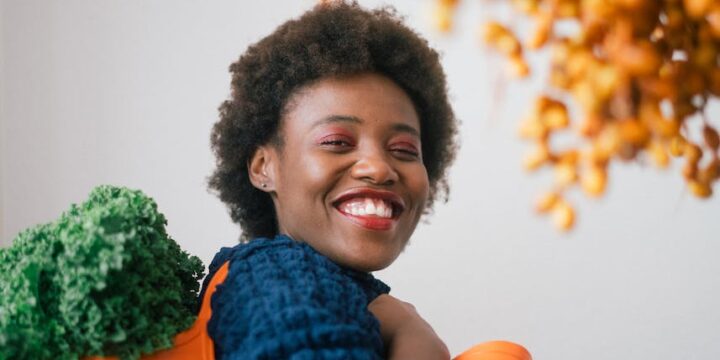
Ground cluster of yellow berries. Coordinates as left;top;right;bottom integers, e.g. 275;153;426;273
434;0;720;231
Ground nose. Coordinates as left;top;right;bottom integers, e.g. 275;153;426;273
350;148;399;186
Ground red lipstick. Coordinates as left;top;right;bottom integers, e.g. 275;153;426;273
338;212;395;231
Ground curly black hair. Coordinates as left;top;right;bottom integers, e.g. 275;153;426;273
209;0;458;241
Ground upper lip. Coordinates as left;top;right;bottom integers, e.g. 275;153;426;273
332;188;406;216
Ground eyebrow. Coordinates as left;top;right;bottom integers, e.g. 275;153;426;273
311;115;421;137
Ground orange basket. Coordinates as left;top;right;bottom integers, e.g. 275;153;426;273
455;340;532;360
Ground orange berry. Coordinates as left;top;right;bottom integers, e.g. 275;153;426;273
535;192;560;213
581;165;608;197
509;55;530;78
684;0;713;19
518;116;547;139
648;140;670;168
496;34;522;56
554;162;579;187
699;159;720;183
618;119;650;147
688;180;712;198
433;3;454;32
684;143;703;163
552;201;575;231
669;136;687;157
542;106;570;129
683;162;699;180
523;144;551;171
527;12;552;49
703;125;720;150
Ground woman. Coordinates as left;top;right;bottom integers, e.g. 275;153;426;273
205;1;458;358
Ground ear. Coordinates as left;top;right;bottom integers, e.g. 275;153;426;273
248;145;278;192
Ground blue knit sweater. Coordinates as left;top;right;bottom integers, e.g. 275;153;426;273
203;234;390;359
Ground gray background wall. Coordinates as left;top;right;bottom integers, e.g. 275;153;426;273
2;1;719;358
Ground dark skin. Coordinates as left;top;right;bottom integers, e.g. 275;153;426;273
249;73;449;359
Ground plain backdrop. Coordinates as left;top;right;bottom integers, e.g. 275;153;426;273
2;1;720;358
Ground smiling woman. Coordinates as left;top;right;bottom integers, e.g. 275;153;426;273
204;1;459;359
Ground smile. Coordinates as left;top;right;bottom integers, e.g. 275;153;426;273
339;198;393;218
332;189;405;231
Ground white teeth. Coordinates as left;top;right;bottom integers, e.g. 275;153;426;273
365;198;376;214
341;198;393;218
384;203;392;218
374;199;391;218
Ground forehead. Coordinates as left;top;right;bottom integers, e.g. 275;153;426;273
281;73;420;135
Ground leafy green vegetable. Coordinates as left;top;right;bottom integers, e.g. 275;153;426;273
0;185;205;360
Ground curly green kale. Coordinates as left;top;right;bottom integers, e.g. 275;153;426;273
0;185;205;360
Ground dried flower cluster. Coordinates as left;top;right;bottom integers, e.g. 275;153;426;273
435;0;720;231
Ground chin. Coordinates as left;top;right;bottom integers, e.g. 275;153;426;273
338;248;400;272
344;260;391;273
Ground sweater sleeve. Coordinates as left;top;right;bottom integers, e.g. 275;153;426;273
206;237;388;360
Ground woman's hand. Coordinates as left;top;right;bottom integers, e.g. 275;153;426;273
368;294;450;360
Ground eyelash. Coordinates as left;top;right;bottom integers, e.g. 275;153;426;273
320;138;354;147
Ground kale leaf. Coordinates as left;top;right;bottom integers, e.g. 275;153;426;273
0;185;205;360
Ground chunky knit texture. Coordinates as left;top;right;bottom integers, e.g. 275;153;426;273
204;235;390;359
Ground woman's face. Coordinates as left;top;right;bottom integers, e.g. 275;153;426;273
253;73;429;272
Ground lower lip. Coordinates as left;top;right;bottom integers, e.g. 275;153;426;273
336;209;396;231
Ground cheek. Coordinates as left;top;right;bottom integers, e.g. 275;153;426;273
305;158;334;183
280;153;338;202
406;165;430;208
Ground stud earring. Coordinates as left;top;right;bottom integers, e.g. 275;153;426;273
262;183;267;188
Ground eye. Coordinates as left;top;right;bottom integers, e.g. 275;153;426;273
318;135;355;151
390;142;420;159
321;139;351;146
